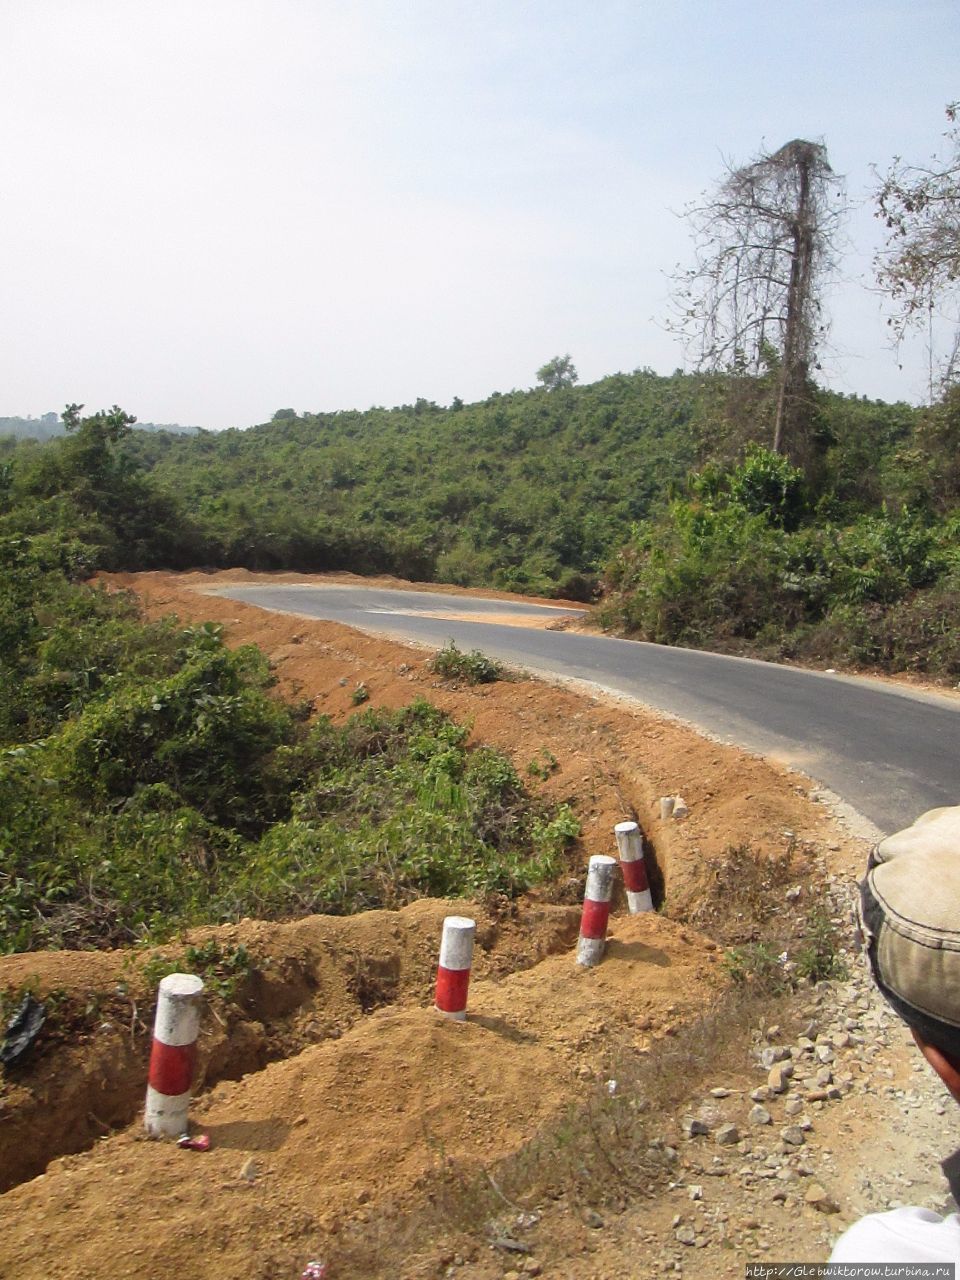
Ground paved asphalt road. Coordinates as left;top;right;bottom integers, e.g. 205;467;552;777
215;584;960;836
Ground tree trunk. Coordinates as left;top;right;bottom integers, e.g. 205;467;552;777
774;150;815;457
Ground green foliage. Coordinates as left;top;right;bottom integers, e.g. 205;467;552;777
726;445;807;530
229;701;579;918
1;405;201;571
430;640;506;684
600;425;960;677
52;638;291;832
5;374;960;685
0;559;578;952
794;906;847;984
535;354;579;391
5;377;940;629
599;488;799;647
722;943;790;996
139;941;252;1002
109;369;709;593
527;748;559;780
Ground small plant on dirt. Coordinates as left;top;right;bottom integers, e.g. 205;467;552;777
350;681;370;706
139;941;252;1001
722;942;792;996
794;904;848;983
530;805;580;867
429;640;505;685
526;748;559;780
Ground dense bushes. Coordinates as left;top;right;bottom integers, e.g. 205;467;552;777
599;443;960;676
1;407;200;572
3;376;959;679
0;550;579;952
105;371;710;594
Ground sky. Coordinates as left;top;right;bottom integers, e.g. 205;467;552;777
3;0;958;430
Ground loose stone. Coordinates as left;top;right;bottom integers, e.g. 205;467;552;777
760;1046;789;1069
768;1063;793;1093
804;1184;839;1213
682;1117;710;1138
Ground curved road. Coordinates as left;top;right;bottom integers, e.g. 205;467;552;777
215;584;960;836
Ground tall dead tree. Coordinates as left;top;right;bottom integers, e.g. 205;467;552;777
670;139;844;462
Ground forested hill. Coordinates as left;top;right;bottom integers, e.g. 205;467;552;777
6;374;960;676
118;370;917;599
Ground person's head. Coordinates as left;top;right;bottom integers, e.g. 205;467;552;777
860;805;960;1101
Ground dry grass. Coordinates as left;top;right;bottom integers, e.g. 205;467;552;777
679;841;803;946
327;982;796;1279
327;844;847;1277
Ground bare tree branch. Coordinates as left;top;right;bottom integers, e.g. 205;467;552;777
667;139;844;461
874;103;960;397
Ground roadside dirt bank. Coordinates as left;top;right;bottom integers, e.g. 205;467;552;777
100;570;864;903
0;569;910;1278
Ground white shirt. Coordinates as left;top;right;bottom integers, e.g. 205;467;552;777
830;1206;960;1263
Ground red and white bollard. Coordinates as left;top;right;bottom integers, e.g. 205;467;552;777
614;820;654;914
435;916;476;1020
576;854;617;967
144;973;205;1138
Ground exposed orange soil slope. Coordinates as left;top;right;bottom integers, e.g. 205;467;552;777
0;569;860;1280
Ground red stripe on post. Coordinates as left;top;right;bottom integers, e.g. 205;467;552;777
579;897;610;940
148;1038;197;1097
621;858;649;893
435;965;471;1013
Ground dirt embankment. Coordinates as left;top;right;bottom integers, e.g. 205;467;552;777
0;569;866;1280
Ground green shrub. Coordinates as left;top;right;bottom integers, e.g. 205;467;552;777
430;640;506;684
0;604;580;949
139;940;252;1001
350;681;370;705
794;906;848;984
51;637;292;833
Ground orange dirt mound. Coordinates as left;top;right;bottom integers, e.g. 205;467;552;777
0;570;862;1278
1;914;720;1280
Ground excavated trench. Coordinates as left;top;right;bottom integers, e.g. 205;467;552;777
0;757;820;1210
0;816;814;1199
0;897;584;1191
0;573;855;1280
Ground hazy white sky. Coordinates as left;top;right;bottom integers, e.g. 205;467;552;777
4;1;957;429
